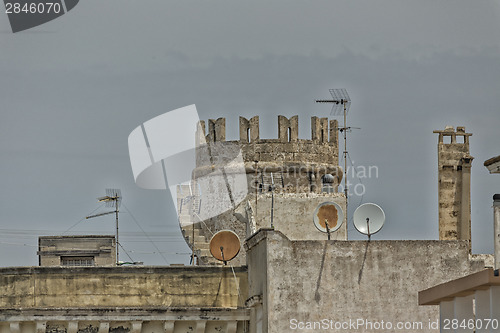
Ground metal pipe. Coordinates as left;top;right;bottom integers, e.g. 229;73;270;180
115;193;119;265
343;103;348;227
270;172;275;229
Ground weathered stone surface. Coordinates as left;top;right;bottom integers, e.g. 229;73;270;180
251;193;347;241
0;309;249;333
246;230;485;333
0;266;247;309
239;116;259;143
184;115;345;264
434;127;473;244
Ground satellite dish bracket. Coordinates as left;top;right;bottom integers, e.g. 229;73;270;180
325;219;331;240
220;246;227;265
366;218;371;241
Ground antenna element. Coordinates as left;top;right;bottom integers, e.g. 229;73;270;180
316;89;354;226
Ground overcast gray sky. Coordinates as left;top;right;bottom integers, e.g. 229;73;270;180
1;0;499;267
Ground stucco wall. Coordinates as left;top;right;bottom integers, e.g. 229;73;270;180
252;193;347;241
245;230;485;333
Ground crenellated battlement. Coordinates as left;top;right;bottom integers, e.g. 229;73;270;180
196;115;338;145
194;115;342;196
433;126;472;146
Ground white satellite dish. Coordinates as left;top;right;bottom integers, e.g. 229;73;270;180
313;202;344;237
353;203;385;238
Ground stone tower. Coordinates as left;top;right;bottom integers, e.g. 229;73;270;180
179;115;347;265
433;126;473;244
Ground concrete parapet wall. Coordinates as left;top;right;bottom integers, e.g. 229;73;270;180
0;266;248;309
245;230;485;333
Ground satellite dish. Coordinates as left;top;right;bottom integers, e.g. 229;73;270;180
353;203;385;237
313;202;344;235
209;230;241;265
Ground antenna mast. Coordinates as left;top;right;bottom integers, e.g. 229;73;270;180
316;89;352;224
270;172;275;229
86;188;121;265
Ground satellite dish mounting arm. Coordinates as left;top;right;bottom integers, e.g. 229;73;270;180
366;218;371;241
325;219;331;240
220;246;227;265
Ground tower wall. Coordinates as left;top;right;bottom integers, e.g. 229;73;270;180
434;126;473;244
183;115;346;265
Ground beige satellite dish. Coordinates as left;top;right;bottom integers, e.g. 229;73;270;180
209;230;241;265
313;202;344;239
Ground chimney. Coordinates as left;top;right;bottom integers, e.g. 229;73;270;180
494;194;500;270
433;126;473;246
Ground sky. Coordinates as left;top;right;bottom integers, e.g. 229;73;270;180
1;0;499;267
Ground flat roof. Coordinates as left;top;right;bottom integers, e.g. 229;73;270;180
39;235;115;239
419;269;500;305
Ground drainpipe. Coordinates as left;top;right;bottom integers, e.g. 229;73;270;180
494;194;500;270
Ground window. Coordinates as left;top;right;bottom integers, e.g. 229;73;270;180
322;174;335;193
61;256;95;267
322;185;335;193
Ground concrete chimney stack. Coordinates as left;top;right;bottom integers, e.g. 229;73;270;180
494;194;500;270
433;127;473;245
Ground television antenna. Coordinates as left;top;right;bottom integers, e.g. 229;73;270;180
316;89;357;224
86;189;121;264
353;203;385;240
313;201;344;240
209;230;241;265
